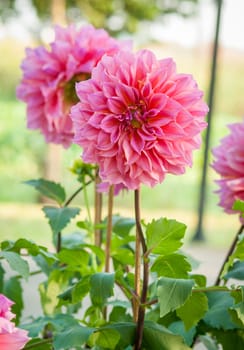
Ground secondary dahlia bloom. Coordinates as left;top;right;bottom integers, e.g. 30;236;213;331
0;294;29;350
71;49;208;190
212;121;244;218
16;25;131;147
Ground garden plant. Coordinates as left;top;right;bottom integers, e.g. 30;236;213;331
0;24;243;350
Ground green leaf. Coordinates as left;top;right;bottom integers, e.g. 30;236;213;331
90;273;115;308
3;277;23;324
0;263;5;291
23;338;53;350
176;292;208;330
198;335;219;350
109;306;132;323
4;238;40;255
79;243;105;265
33;254;55;276
225;260;244;280
143;321;191;350
53;324;95;349
24;178;66;205
42;206;80;235
222;235;244;277
76;219;93;232
72;276;91;303
61;232;85;248
39;270;71;315
84;305;104;327
0;251;29;279
104;322;136;349
112;216;135;237
112;247;135;266
151;254;191;278
2;239;57;265
21;314;79;338
21;317;51;337
57;276;90;305
157;277;194;318
232;285;244;303
229;302;244;327
203;291;236;330
91;328;120;349
190;274;207;287
115;270;135;300
59;275;90;304
211;329;244;350
146;218;186;255
168;321;196;347
58;248;90;272
232;200;244;214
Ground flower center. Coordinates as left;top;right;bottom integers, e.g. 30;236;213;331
124;101;145;129
63;72;91;105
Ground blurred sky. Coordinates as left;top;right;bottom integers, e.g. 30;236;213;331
140;0;244;51
0;0;243;51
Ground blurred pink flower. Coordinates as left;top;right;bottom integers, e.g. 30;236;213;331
0;294;29;350
16;25;131;147
71;49;208;190
0;294;14;321
212;121;244;218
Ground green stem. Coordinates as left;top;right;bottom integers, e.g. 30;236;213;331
134;223;141;321
83;178;92;225
64;180;93;207
105;185;114;273
56;232;61;253
94;172;103;247
134;189;148;350
104;185;114;320
56;180;93;253
15;270;42;280
215;224;244;285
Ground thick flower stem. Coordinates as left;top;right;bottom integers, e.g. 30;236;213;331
215;224;244;285
134;189;148;350
134;230;141;321
103;185;114;320
94;172;103;247
56;232;62;253
105;185;114;272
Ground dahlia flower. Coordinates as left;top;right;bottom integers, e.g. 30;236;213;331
212;121;244;218
71;49;208;190
0;294;29;350
16;25;131;147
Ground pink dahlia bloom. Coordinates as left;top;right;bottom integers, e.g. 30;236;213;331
71;49;208;190
0;294;29;350
212;121;244;218
0;318;29;350
16;25;131;147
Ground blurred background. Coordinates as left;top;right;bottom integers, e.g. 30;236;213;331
0;0;243;252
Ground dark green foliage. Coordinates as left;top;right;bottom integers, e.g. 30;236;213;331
1;176;243;349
